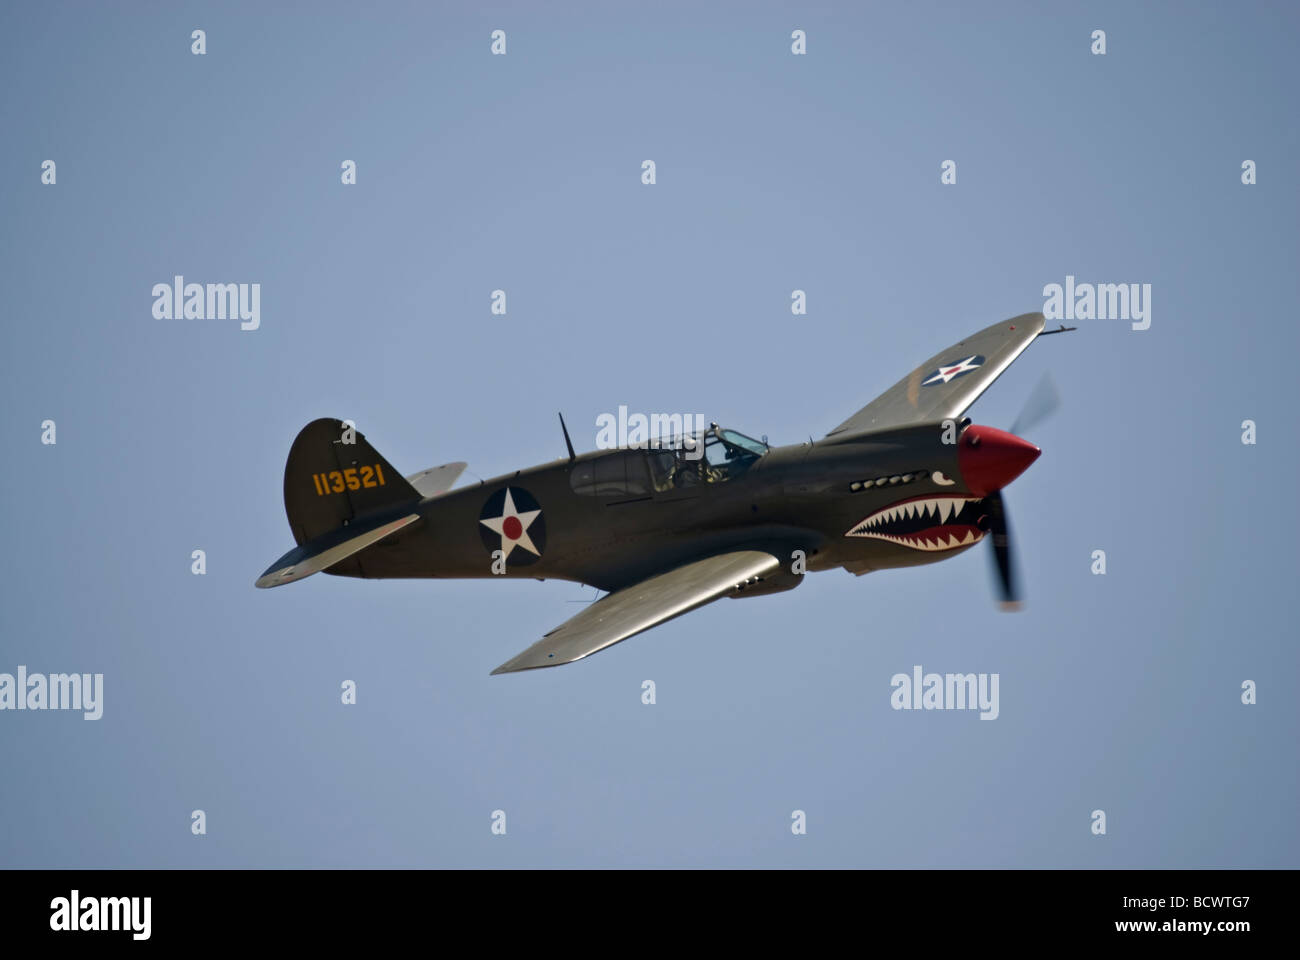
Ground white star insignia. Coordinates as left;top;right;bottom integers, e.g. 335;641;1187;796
922;355;982;385
480;488;542;562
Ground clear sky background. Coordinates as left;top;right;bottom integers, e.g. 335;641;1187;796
2;1;1296;867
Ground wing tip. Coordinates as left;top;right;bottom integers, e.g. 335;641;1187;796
490;654;567;675
254;566;307;589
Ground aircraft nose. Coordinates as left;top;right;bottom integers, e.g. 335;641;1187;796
956;425;1040;497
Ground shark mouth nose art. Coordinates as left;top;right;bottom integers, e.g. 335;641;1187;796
845;495;986;552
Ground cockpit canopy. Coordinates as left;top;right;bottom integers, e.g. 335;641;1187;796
570;425;768;496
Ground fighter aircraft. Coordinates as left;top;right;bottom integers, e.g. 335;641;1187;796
256;312;1067;674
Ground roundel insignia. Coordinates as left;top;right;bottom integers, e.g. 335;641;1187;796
479;486;546;565
921;354;985;386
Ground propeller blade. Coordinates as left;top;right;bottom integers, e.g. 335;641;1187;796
984;491;1021;611
1009;372;1061;437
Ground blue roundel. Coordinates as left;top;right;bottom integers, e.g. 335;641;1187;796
478;486;546;565
921;355;984;386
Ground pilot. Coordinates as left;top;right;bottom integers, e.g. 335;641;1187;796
674;453;703;487
649;449;677;492
674;441;706;486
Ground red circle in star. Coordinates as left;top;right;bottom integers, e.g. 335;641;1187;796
502;516;523;540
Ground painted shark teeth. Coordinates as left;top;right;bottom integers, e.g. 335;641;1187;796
844;496;986;551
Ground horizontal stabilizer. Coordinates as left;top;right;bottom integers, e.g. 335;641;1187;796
405;462;468;498
256;511;420;588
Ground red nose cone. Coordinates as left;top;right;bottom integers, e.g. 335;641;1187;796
957;425;1040;497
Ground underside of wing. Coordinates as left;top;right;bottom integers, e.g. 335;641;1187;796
825;313;1046;440
490;550;783;674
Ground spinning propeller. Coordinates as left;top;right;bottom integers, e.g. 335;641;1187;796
961;373;1061;610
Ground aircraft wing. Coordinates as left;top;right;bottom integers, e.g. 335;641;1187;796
825;313;1046;440
405;462;467;498
490;550;783;674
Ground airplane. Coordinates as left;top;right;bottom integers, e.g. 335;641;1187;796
256;312;1068;674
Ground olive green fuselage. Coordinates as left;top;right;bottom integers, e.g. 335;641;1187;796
336;423;983;592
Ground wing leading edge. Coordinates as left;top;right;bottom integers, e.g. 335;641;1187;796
490;550;783;674
825;312;1046;440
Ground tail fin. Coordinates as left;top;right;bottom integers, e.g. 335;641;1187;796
283;418;422;545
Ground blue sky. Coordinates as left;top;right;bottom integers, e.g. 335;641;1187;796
1;1;1296;867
